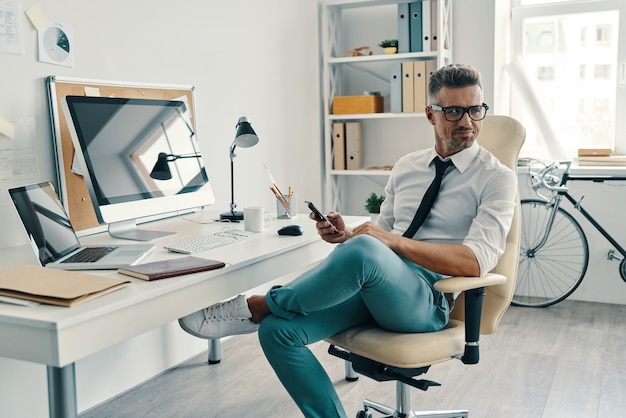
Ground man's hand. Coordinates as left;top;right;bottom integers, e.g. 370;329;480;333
310;211;349;243
351;221;402;248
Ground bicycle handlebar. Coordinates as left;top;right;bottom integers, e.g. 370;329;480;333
520;159;571;200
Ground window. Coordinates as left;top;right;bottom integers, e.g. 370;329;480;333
510;0;626;159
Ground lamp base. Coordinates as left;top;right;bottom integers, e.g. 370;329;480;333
220;210;244;221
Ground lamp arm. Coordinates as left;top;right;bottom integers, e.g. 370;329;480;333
229;145;237;213
169;153;202;162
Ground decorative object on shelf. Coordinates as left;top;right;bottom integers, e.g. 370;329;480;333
333;95;384;115
378;39;398;54
347;45;372;56
220;116;259;221
365;192;385;223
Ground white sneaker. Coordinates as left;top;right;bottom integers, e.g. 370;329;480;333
178;294;259;339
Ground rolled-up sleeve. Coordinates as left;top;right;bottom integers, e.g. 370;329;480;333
463;169;517;276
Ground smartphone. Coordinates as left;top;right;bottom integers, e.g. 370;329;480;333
305;200;338;233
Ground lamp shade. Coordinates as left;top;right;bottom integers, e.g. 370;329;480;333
150;152;172;180
233;117;259;148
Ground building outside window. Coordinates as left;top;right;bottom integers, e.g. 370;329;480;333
510;0;625;160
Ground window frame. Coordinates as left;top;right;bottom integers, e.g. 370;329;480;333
511;0;626;157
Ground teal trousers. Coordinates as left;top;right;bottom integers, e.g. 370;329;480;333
258;235;449;418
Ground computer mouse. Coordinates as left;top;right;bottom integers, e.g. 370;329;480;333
277;224;303;236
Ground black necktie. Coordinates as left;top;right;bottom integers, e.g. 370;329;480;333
403;158;454;238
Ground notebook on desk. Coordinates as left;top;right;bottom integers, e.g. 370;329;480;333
8;182;154;270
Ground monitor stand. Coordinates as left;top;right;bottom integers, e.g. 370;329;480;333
108;219;175;241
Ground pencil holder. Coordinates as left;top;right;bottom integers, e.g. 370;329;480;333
276;194;296;219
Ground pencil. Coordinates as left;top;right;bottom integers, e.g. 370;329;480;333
270;186;291;213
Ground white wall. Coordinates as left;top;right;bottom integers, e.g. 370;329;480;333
0;0;323;237
0;1;321;416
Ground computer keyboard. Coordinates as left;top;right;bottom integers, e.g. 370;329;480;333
164;229;258;254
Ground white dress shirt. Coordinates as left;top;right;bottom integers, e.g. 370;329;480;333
377;141;517;276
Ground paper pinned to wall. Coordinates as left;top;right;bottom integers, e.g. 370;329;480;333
69;86;103;176
0;116;39;249
0;113;15;140
0;0;23;55
0;117;38;184
84;86;101;96
38;21;74;67
24;2;47;30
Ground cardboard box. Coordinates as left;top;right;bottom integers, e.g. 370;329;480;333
333;95;384;115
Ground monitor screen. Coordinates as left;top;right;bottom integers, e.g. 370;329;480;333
62;95;215;240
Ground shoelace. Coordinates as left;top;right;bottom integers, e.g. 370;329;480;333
203;298;242;321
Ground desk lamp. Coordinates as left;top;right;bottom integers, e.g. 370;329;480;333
220;116;259;221
150;152;202;180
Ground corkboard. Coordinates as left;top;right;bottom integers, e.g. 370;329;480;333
46;76;195;233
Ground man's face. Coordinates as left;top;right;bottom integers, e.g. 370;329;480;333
425;85;484;157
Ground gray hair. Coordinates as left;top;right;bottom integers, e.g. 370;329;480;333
428;64;482;102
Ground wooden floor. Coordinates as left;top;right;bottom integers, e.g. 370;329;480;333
82;300;626;418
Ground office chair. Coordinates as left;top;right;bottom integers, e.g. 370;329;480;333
326;115;526;418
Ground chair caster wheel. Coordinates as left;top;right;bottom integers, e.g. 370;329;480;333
356;410;373;418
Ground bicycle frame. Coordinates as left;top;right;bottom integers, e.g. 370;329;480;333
560;174;626;259
529;161;626;259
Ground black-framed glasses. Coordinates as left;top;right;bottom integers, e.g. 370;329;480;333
429;103;489;122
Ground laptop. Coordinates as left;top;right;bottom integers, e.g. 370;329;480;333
8;182;155;270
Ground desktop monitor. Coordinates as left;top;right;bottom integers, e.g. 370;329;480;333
61;95;215;241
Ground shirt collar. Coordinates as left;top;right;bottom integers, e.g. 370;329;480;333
428;141;479;173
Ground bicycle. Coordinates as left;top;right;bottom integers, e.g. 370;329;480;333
513;158;626;307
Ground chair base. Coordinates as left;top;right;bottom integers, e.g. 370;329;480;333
330;347;470;418
359;398;469;418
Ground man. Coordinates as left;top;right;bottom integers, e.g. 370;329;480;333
178;64;517;418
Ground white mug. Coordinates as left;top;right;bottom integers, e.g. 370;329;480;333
244;206;272;232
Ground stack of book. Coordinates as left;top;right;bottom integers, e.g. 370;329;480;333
576;149;626;166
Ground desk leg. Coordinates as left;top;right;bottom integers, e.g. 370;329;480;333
208;338;221;364
47;363;77;418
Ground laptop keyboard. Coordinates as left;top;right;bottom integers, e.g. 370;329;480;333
61;246;117;263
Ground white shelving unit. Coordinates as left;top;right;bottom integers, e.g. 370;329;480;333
319;0;453;214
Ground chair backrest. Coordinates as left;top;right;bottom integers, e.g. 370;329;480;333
450;115;525;334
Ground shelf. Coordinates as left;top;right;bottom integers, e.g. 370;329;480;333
329;112;425;121
327;51;444;64
325;0;408;9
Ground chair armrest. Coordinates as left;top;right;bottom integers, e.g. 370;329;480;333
434;273;506;293
434;273;506;366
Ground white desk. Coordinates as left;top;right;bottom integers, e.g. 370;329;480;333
0;212;364;418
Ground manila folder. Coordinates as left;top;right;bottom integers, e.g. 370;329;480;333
0;265;130;307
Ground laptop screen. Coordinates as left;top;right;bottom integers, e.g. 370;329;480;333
8;182;82;265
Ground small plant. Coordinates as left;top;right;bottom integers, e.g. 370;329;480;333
378;39;398;48
364;192;385;214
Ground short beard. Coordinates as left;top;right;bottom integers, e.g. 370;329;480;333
447;137;473;151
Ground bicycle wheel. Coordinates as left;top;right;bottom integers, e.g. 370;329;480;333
514;199;589;307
